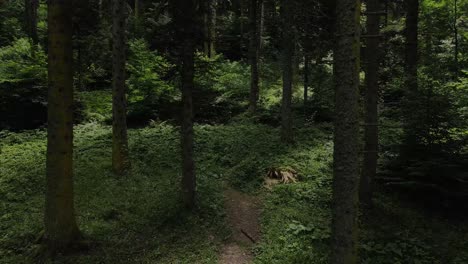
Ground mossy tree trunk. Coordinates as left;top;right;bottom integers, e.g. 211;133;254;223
330;0;361;263
280;0;294;144
45;0;80;252
248;0;263;113
172;0;197;209
112;0;130;175
360;0;381;206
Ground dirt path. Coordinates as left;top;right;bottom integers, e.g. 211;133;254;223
218;188;261;264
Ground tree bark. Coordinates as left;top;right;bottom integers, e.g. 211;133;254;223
405;0;418;92
303;53;310;107
45;0;80;252
135;0;139;18
360;0;381;206
172;0;197;209
25;0;39;44
280;0;294;144
330;0;361;263
112;0;130;174
454;0;458;75
248;0;262;113
203;0;216;57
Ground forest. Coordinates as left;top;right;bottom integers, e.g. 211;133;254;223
0;0;467;263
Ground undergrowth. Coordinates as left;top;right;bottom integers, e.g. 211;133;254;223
1;121;467;263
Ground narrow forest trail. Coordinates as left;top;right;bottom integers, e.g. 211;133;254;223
218;188;261;264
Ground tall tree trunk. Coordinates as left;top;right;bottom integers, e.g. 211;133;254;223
135;0;139;18
203;0;216;57
172;0;197;209
405;0;418;92
303;53;310;107
402;0;419;149
330;0;361;263
454;0;458;75
208;0;216;57
25;0;39;44
112;0;130;174
239;0;245;55
45;0;80;252
360;0;381;206
248;0;262;113
280;0;294;143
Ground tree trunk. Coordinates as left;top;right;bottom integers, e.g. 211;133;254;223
25;0;39;44
330;0;361;263
402;0;419;150
112;0;130;174
135;0;139;18
280;0;294;143
172;0;197;209
208;0;216;57
45;0;80;252
360;0;381;206
248;0;262;113
303;53;309;107
405;0;418;92
454;0;458;75
203;0;216;58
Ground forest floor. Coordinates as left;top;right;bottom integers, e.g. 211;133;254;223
2;103;468;263
219;188;261;264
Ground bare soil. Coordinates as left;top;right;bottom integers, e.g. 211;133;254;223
218;188;261;264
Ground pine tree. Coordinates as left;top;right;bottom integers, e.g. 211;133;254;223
112;0;130;174
330;0;361;262
248;0;263;113
44;0;80;252
171;0;197;209
360;0;382;206
280;0;294;143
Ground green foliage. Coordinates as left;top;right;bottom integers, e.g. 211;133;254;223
125;39;176;123
0;38;46;85
78;90;113;123
0;38;47;129
0;0;25;46
193;54;251;122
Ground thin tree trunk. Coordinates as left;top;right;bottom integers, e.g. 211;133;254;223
25;0;39;44
248;0;262;113
402;0;419;149
360;0;381;206
240;0;245;55
112;0;130;174
280;0;294;143
208;0;216;57
45;0;80;252
330;0;361;263
135;0;139;18
172;0;197;209
203;0;216;57
454;0;458;75
405;0;418;92
303;53;309;107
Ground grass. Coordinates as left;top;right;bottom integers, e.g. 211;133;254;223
1;119;468;263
